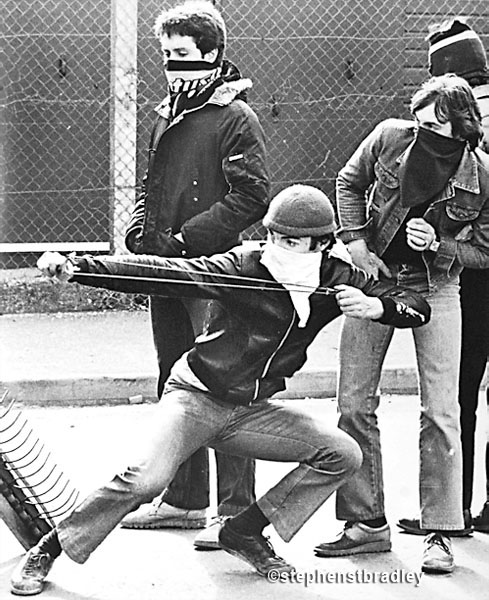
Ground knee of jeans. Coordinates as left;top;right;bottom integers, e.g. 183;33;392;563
338;393;379;420
112;466;166;503
312;435;363;476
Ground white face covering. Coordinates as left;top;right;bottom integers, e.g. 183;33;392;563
260;240;322;327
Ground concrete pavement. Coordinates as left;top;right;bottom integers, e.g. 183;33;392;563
0;398;488;600
1;311;488;598
1;310;421;406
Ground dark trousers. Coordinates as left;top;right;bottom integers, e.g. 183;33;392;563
150;295;256;514
459;268;489;510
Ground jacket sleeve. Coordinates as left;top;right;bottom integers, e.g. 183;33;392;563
336;121;387;244
326;258;431;328
124;175;147;253
124;117;163;253
431;152;489;271
70;251;252;301
180;103;270;255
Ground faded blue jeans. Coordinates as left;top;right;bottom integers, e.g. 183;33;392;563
151;295;256;515
57;380;362;564
336;265;464;531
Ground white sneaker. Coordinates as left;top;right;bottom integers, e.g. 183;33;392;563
11;546;55;596
121;499;206;530
422;533;454;573
193;516;229;550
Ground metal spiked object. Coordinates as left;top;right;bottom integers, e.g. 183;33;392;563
0;390;79;548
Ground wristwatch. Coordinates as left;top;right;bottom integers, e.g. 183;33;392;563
428;237;440;253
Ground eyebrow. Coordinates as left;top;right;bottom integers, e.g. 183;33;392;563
277;234;300;241
416;117;441;128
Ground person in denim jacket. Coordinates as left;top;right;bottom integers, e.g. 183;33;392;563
314;74;489;574
398;19;489;539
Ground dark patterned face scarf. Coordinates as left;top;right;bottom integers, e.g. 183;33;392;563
165;58;221;94
399;127;466;207
164;58;222;118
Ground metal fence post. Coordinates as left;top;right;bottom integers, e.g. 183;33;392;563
110;0;138;254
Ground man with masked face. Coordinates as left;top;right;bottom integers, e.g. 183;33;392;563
11;185;430;595
314;74;489;574
397;18;489;540
121;1;268;546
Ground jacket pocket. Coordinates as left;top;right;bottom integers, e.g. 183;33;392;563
374;161;399;190
370;161;399;219
445;200;481;222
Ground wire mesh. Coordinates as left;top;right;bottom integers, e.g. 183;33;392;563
2;0;489;307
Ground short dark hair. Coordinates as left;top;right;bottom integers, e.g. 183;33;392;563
410;74;482;149
154;1;226;61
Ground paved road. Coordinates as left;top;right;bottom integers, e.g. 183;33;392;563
1;397;488;600
1;310;422;405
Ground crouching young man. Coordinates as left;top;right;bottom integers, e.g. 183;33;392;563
11;185;430;595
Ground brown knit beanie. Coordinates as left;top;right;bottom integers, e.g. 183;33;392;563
263;185;337;237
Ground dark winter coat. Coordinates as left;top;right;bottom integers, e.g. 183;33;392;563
125;65;269;258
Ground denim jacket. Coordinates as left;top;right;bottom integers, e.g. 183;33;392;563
336;118;489;282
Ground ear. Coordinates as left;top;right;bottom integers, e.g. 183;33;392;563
202;48;219;63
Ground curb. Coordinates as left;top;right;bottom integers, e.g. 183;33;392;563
5;367;420;407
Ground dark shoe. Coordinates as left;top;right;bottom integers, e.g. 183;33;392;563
10;546;55;596
218;522;295;577
397;509;473;537
473;502;489;533
314;522;391;557
422;533;454;573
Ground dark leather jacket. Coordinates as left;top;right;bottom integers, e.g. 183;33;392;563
72;246;431;406
337;119;489;282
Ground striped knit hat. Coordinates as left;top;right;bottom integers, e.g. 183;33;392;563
427;19;489;80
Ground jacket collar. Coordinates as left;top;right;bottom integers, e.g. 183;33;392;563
450;146;480;194
154;78;252;119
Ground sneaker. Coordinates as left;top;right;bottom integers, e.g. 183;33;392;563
314;522;391;557
10;546;55;596
194;516;229;550
120;499;206;530
473;502;489;533
422;532;454;573
218;522;295;577
397;509;473;537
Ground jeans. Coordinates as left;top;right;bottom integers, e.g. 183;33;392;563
150;295;255;515
459;268;489;510
336;265;464;530
57;382;362;563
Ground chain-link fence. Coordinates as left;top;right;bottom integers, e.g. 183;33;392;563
2;0;489;300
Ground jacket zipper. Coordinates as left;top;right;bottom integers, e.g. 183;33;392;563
252;313;296;402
